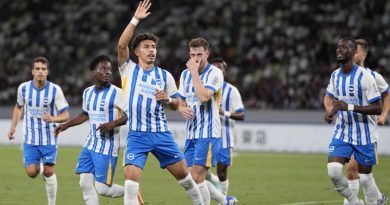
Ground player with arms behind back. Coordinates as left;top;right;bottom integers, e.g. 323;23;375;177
7;56;70;205
55;55;127;205
117;1;203;204
324;37;384;205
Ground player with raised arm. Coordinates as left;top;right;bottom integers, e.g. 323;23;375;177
117;1;203;205
7;56;70;205
177;39;238;205
209;58;245;196
324;37;384;205
325;39;389;205
55;55;127;205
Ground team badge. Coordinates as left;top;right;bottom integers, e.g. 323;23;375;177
155;79;165;91
348;85;354;93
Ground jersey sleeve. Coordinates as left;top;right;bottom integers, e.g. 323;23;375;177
16;84;25;106
177;71;186;100
114;89;128;114
55;86;69;113
231;86;245;113
204;68;224;94
364;74;381;103
326;73;336;98
118;58;136;78
82;88;88;113
165;72;178;98
374;72;389;95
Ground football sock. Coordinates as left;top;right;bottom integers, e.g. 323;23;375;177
198;181;211;205
327;162;359;204
344;179;360;205
79;173;99;205
178;174;204;205
44;174;57;205
359;173;379;205
95;181;124;197
220;179;229;196
124;180;139;205
206;181;226;204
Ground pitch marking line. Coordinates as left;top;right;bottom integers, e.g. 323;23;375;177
280;200;342;205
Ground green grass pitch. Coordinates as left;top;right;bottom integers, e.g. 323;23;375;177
0;146;389;205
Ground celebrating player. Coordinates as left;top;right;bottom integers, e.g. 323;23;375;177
117;1;203;205
55;55;127;205
8;56;70;205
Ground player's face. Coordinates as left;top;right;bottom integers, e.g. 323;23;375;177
212;62;227;76
354;45;365;65
189;47;210;70
93;61;112;84
135;40;157;65
32;62;49;82
336;39;356;64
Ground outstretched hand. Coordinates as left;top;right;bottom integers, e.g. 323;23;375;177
134;0;152;20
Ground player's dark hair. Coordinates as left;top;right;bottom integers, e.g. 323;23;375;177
340;37;357;51
32;56;49;69
132;33;159;51
89;55;111;71
189;38;210;51
356;39;369;53
210;57;227;68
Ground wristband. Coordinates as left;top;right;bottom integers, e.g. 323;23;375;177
130;17;139;26
168;97;173;104
347;104;354;111
224;111;231;117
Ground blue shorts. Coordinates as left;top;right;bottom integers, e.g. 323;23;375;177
184;137;221;168
217;147;233;166
124;131;184;169
23;143;57;167
328;138;377;166
75;148;118;185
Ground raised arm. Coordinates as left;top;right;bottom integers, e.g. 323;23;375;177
8;105;23;140
186;59;215;103
117;0;151;65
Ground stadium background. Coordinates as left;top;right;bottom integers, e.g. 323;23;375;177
0;0;389;204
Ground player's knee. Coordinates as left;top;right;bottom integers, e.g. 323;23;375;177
26;170;39;178
43;169;54;177
79;177;93;190
217;172;227;182
327;162;343;181
358;173;373;186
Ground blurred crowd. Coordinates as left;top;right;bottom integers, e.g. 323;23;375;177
1;0;390;109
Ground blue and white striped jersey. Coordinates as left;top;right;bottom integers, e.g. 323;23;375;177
119;59;178;132
326;65;381;145
178;64;224;139
17;80;69;146
82;84;126;157
364;67;389;95
220;82;245;148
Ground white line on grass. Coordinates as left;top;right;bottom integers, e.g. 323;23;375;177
280;200;342;205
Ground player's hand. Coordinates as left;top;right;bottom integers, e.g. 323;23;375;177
97;122;115;134
333;100;348;111
43;112;54;122
8;128;15;140
324;113;334;124
219;108;225;116
186;58;200;74
155;89;170;103
55;123;68;136
134;0;152;20
178;105;194;119
377;113;388;125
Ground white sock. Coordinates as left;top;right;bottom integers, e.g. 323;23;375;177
344;179;360;205
39;162;44;175
79;173;100;205
178;174;204;205
198;181;210;205
219;179;229;196
206;181;226;204
206;171;220;186
44;174;57;205
359;173;379;205
371;175;383;200
124;180;139;205
327;162;359;204
95;181;124;198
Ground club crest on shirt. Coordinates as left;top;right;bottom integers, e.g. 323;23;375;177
100;100;105;108
348;85;354;93
43;97;49;107
155;79;165;90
